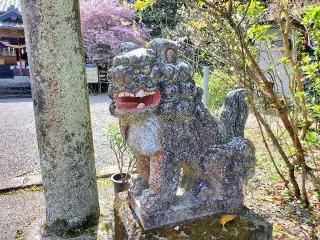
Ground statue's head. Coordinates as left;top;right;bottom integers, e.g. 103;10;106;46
108;38;198;117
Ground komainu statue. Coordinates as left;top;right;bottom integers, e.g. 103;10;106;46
109;38;256;230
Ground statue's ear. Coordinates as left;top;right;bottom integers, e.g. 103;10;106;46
117;42;140;54
148;38;178;63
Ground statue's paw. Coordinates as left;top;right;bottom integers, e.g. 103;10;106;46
130;176;148;196
140;189;166;212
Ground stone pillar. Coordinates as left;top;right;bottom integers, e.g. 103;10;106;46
21;0;99;235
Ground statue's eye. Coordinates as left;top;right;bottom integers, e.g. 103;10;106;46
142;65;151;75
133;68;140;75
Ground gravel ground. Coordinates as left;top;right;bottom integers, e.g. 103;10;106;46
1;179;115;240
0;190;45;240
0;94;117;187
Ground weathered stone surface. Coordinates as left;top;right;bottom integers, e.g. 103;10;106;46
21;0;99;236
109;38;256;230
114;192;272;240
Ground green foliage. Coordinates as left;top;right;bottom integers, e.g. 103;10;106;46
302;6;320;36
133;0;183;37
300;5;320;123
104;123;136;175
187;20;207;30
105;123;126;152
236;0;266;18
305;131;320;145
131;0;156;11
236;1;275;43
247;24;274;42
194;69;235;110
311;104;320;118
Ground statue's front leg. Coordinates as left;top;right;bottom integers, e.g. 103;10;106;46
130;155;149;196
140;151;179;212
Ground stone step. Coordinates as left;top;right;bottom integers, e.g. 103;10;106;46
0;94;32;99
0;87;31;92
0;87;32;98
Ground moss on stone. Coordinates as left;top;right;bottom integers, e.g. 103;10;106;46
97;178;113;187
144;210;271;240
0;185;43;196
100;221;113;233
114;193;272;240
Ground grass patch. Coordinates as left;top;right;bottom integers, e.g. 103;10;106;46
97;178;113;187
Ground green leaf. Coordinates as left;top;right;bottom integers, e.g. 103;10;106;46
303;55;310;64
311;104;320;116
248;24;272;41
131;0;156;11
295;91;305;98
187;20;207;29
279;57;289;64
305;131;320;144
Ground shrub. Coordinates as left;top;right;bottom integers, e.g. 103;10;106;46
104;123;136;179
194;69;236;111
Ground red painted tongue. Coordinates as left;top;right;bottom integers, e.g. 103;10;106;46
115;89;160;110
121;95;153;105
117;102;139;109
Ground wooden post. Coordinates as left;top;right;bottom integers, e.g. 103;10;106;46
202;66;210;106
21;0;99;236
18;48;22;75
98;67;102;94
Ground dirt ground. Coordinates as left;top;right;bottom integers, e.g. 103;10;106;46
244;115;320;240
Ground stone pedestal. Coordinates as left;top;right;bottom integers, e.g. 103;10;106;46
129;188;244;230
114;192;273;240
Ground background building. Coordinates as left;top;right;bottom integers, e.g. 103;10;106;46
0;1;28;78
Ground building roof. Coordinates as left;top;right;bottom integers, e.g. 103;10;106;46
0;1;23;38
0;0;23;32
0;0;21;14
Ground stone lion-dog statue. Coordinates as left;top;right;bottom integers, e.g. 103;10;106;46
108;38;255;230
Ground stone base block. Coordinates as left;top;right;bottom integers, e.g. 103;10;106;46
129;189;244;230
114;192;272;240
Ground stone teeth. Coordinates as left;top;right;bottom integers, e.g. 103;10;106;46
135;89;146;98
124;92;130;97
129;93;135;97
149;91;156;95
137;103;145;109
118;92;125;97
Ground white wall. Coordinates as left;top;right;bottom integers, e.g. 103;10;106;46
258;27;295;96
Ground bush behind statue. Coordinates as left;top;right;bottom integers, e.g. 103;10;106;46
194;69;236;111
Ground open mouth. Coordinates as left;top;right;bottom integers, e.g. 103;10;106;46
114;88;161;111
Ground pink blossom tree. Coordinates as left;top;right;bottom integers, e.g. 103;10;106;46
80;0;149;65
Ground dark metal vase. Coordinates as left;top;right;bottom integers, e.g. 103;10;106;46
111;173;131;194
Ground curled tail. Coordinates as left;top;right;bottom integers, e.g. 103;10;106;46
220;89;249;139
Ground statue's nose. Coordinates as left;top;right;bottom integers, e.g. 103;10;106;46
122;75;129;84
112;70;129;85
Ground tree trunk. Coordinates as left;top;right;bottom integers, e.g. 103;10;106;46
250;103;301;198
21;0;99;235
